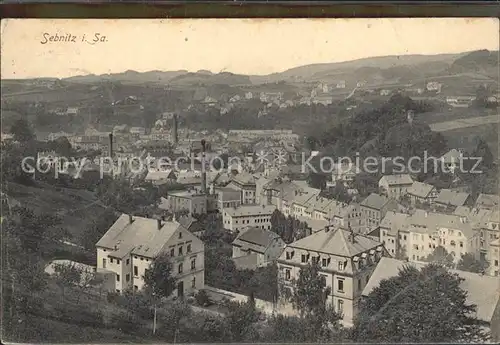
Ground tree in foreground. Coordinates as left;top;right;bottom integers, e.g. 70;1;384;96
456;253;489;273
352;263;489;343
291;262;344;342
424;245;455;268
142;252;176;299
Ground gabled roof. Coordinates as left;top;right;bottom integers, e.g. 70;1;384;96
379;174;413;186
96;214;187;259
360;193;390;210
231;172;256;186
408;209;474;238
435;189;470;207
440;149;463;164
362;257;500;323
475;193;500;209
288;227;382;258
379;211;410;235
407;181;435;198
233;226;282;251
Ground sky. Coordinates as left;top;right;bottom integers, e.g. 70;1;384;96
1;18;498;79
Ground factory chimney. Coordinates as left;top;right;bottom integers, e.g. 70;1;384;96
173;113;179;145
201;139;207;194
108;133;114;158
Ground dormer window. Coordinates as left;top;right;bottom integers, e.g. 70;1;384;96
338;261;345;271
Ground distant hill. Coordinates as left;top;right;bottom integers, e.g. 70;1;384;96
169;71;251;86
249;52;467;83
65;69;189;84
5;50;497;89
448;49;499;75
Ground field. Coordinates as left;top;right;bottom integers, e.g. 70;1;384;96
429;115;499;132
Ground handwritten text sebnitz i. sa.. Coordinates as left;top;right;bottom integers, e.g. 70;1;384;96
40;33;107;45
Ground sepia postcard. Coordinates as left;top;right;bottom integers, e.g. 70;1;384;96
1;18;499;344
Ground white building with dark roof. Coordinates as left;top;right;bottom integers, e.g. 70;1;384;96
378;174;413;199
96;214;205;296
222;204;276;233
278;226;386;326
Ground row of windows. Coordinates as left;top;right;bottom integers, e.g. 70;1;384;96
169;243;192;257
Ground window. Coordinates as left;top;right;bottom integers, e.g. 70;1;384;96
116;274;120;282
192;277;196;288
495;260;499;267
187;244;192;253
404;235;407;240
460;242;464;248
285;269;291;280
178;246;183;256
126;274;130;282
110;258;114;264
179;232;183;239
102;258;107;268
116;289;120;293
126;258;130;265
178;263;183;274
134;266;138;276
322;258;328;267
337;279;344;292
134;285;138;291
301;254;307;263
191;258;196;270
337;299;344;313
116;259;121;265
338;261;345;271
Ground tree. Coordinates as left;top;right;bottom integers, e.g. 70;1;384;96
353;263;489;343
53;262;82;300
10;119;35;143
471;138;494;170
291;262;330;318
307;172;327;190
143;252;176;299
456;253;489;273
225;299;260;342
424;246;455;268
80;208;118;251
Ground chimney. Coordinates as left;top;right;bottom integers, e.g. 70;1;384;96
157;218;162;230
128;214;134;224
201;139;207;194
173;113;179;145
108;133;114;158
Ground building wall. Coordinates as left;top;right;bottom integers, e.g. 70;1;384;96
487;242;500;276
277;246;382;325
222;211;274;232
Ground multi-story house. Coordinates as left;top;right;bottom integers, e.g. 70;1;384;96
227;172;257;204
360;193;399;233
260;178;302;210
277;226;386;326
407;181;437;206
378;174;413;200
232;226;286;270
167;190;208;216
488;239;500;276
377;211;411;258
331;162;361;187
222;204;276;233
213;187;242;210
406;210;478;263
439;149;464;174
96;214;205;297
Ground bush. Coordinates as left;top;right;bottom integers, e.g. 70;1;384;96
195;290;212;307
